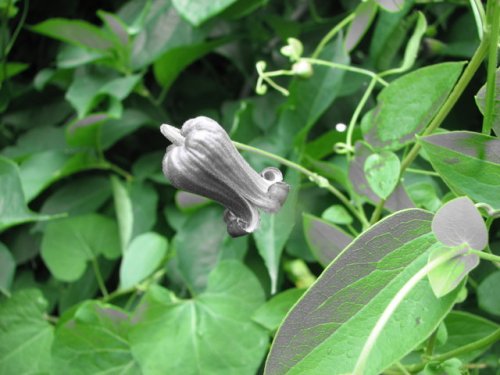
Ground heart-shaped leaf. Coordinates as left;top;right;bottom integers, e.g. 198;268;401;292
364;151;401;199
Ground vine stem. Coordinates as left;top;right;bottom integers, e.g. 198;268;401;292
352;251;456;375
482;0;500;134
91;258;108;298
233;141;369;228
312;13;355;58
469;248;500;263
407;328;500;373
400;37;490;173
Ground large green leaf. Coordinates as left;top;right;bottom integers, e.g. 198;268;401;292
419;131;500;209
51;301;141;375
130;0;204;69
30;18;114;51
478;271;500;316
362;62;465;151
302;213;353;267
254;170;299;294
172;0;238;26
119;232;168;289
265;209;461;375
41;214;121;282
173;205;246;294
130;260;268;375
0;156;48;231
0;289;53;375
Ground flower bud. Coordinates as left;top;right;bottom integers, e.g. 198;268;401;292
161;116;290;237
292;61;313;78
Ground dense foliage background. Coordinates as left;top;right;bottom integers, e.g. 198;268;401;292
0;0;499;374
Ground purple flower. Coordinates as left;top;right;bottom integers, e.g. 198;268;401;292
161;116;289;237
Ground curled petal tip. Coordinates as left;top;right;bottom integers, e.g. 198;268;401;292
160;124;185;145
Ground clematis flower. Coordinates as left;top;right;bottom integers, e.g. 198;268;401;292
161;116;289;237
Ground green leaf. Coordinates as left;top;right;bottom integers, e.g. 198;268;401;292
51;301;141;375
130;260;268;375
381;11;427;75
437;311;499;362
265;209;461;375
41;214;120;282
345;1;378;52
0;156;49;231
407;182;441;212
478;271;500;316
427;243;477;298
364;151;401;200
30;18;114;51
432;196;488;251
154;38;230;90
130;0;204;69
303;213;353;267
475;67;500;136
424;358;462;375
0;242;15;295
419;131;500;209
254;170;299;294
19;150;101;201
173;205;230;294
0;289;53;374
321;204;353;225
362;62;465;151
349;141;414;211
253;288;305;332
111;176;133;252
66;66;141;118
172;0;238;26
0;62;28;82
120;232;168;289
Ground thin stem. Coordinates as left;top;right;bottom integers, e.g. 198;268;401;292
347;77;378;152
395;361;411;375
469;248;500;263
102;286;135;303
91;258;108;298
470;0;486;39
425;328;439;357
370;198;386;226
400;37;489;173
233;141;369;228
302;58;389;86
5;0;28;56
312;13;355;58
482;0;500;134
407;328;500;373
352;251;456;375
405;168;440;177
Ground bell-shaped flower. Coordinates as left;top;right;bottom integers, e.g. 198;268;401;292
161;116;289;237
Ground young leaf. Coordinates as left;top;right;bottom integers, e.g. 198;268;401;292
475;67;500;136
0;290;53;374
364;151;401;200
51;301;141;375
345;1;378;52
172;0;239;26
303;213;353;267
119;232;168;289
41;214;120;282
477;271;500;316
0;242;16;295
0;156;49;231
130;261;268;375
349;141;414;211
432;196;488;250
362;62;465;150
419;131;500;209
321;204;353;225
253;288;305;332
111;176;133;252
427;243;478;298
254;170;299;294
265;209;461;375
